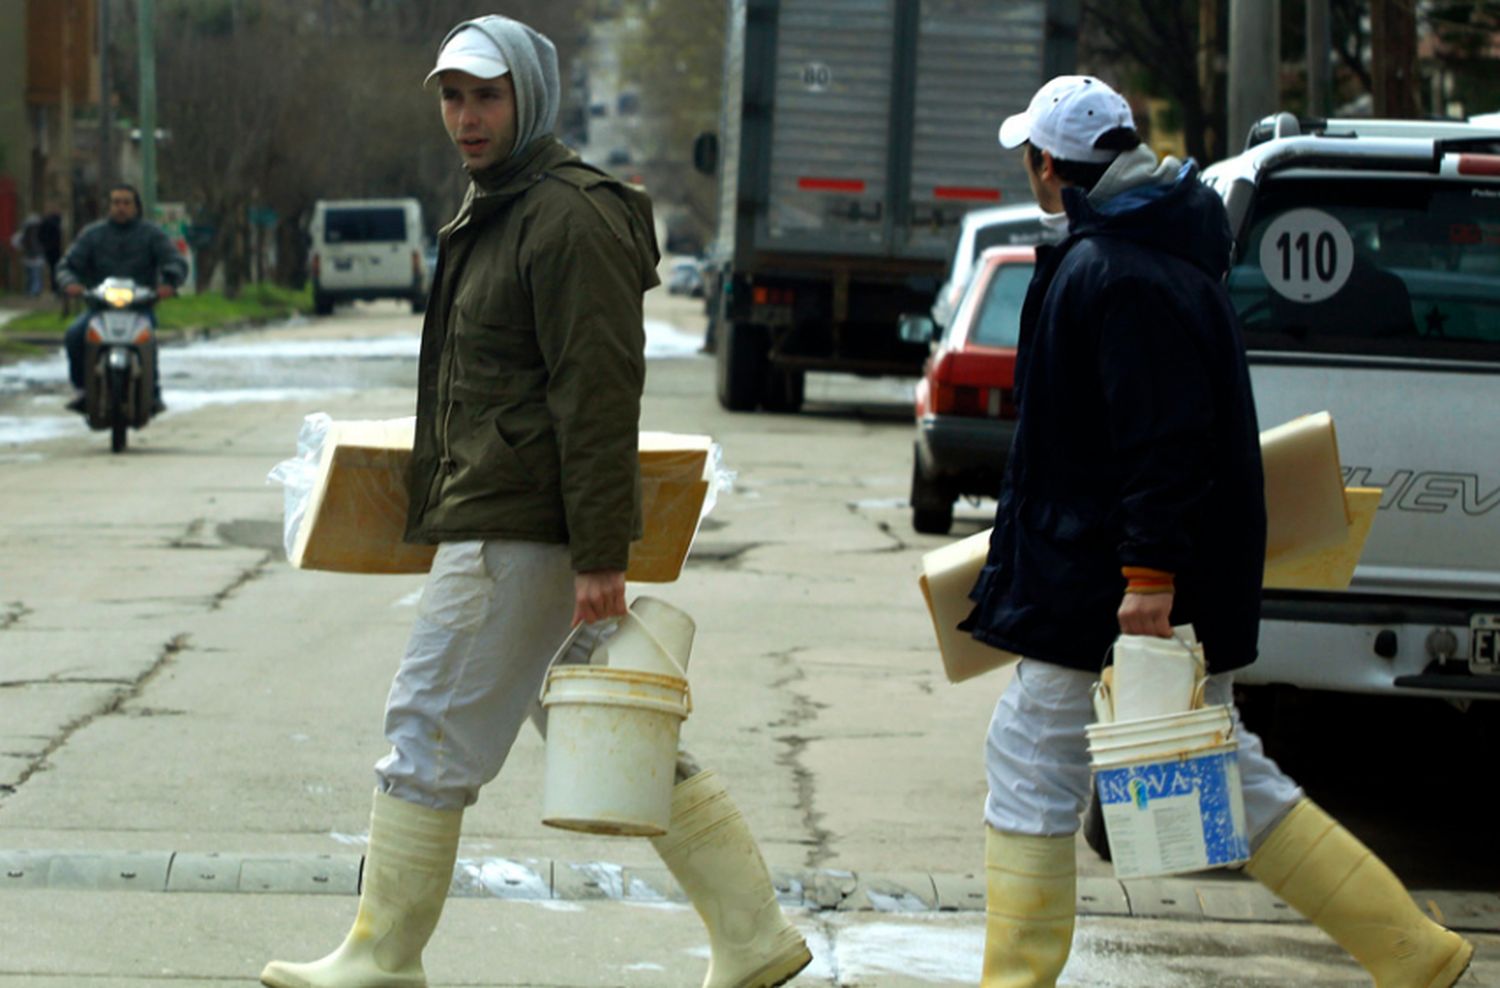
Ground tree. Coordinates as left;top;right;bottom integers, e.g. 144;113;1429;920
104;0;593;291
613;0;726;243
1080;1;1226;163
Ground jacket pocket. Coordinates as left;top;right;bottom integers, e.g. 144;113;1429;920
446;391;537;494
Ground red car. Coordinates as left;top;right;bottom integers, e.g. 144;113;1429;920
908;245;1036;534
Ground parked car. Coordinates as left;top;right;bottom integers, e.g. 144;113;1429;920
905;245;1036;534
931;204;1056;332
309;198;426;316
666;258;706;298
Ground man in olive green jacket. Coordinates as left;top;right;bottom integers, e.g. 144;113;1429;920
261;16;810;988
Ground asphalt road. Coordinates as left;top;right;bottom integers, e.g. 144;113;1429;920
0;288;1495;986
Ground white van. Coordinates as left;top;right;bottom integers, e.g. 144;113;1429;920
309;198;426;315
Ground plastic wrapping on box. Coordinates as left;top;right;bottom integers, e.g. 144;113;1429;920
268;415;731;581
266;411;331;563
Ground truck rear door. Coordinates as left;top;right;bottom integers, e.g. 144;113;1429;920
757;0;1051;261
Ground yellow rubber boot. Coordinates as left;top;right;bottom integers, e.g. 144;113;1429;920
651;770;813;988
261;790;463;988
982;827;1076;988
1247;799;1474;988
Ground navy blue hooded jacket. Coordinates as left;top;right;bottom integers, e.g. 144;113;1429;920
962;160;1266;674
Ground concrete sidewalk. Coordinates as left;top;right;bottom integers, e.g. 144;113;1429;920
3;847;1498;986
3;884;1497;987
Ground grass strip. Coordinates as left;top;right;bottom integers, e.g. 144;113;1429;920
2;284;312;337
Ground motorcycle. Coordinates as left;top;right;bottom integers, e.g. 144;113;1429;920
80;277;159;453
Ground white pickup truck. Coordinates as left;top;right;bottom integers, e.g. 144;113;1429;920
1202;115;1500;710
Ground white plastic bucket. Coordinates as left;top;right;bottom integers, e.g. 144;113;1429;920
541;665;690;837
1086;705;1250;879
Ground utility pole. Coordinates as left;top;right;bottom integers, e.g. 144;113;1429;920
1198;0;1221;161
98;0;112;192
1306;0;1330;118
1228;0;1279;152
138;0;157;219
1371;0;1421;118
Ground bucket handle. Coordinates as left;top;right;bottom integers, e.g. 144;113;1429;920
538;622;590;705
537;619;694;714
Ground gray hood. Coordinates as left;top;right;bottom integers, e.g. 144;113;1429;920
436;16;560;161
1086;144;1182;207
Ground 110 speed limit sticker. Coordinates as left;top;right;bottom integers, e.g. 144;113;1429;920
1258;208;1354;303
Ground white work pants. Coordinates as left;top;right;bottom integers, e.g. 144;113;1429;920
375;540;595;811
985;658;1303;845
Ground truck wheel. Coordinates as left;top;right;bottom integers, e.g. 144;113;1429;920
314;292;333;316
717;321;767;412
911;459;954;535
762;365;804;413
411;293;427;315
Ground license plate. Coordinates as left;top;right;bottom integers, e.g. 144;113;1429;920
1471;614;1500;676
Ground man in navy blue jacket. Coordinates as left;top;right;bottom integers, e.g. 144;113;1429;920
968;76;1473;987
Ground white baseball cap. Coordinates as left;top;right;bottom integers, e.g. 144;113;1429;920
424;26;510;86
998;75;1135;163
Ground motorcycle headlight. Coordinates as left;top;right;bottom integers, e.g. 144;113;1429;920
103;286;134;307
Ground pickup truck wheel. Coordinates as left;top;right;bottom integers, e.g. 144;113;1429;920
762;365;804;413
910;459;954;535
313;292;334;316
717;321;767;411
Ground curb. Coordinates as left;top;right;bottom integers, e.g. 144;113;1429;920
4;849;1498;932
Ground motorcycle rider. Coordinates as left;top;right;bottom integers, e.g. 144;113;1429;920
55;184;187;413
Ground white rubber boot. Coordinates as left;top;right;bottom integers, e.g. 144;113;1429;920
652;770;813;988
982;827;1077;988
260;790;463;988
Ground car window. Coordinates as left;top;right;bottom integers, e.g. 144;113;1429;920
1227;177;1500;360
324;208;406;244
970;263;1033;347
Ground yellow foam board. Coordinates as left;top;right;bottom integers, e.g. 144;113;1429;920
1263;487;1381;590
917;412;1375;683
289;422;713;582
626;433;714;583
292;419;435;575
1261;411;1350;565
918;528;1019;683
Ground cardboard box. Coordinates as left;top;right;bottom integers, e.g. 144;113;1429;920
289;421;714;583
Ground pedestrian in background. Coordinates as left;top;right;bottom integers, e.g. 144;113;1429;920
10;214;46;297
258;15;810;988
964;75;1474;987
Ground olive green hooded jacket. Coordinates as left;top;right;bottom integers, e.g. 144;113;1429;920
403;132;660;572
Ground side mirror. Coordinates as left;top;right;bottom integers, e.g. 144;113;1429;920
692;132;719;176
898;313;937;345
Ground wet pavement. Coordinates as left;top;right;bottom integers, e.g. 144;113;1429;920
1;292;1496;985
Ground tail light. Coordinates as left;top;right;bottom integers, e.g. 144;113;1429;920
929;351;1016;418
412;250;421;276
310;253;320;279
